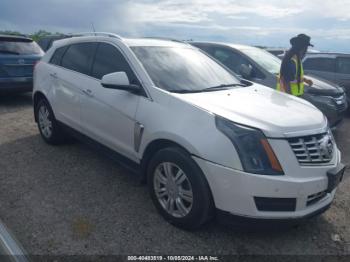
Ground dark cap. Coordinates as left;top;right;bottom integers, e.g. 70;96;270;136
290;34;314;48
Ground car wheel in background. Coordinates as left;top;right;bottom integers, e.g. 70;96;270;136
35;98;68;145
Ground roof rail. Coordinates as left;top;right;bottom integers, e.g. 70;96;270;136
69;32;123;40
143;36;188;44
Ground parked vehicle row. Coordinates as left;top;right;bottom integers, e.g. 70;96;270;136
191;42;348;127
33;33;346;229
303;53;350;105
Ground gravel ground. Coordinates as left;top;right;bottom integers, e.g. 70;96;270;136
0;94;349;257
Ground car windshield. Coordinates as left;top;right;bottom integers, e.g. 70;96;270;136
131;46;240;92
240;47;281;75
0;40;43;55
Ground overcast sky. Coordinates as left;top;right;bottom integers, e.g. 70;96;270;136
1;0;350;52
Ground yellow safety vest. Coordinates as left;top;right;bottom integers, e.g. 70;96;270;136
277;55;304;96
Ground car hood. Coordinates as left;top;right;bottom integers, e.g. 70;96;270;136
174;84;327;138
305;75;343;96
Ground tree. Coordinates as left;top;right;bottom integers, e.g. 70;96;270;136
0;30;65;42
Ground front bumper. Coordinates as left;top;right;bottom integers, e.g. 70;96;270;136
303;94;348;128
0;77;33;94
216;203;331;228
193;145;345;220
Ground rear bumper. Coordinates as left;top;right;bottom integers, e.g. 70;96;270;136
0;77;33;94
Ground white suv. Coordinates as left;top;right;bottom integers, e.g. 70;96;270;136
33;33;346;229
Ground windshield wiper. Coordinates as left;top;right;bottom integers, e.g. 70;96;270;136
170;89;202;94
200;83;246;92
0;50;20;55
169;83;246;94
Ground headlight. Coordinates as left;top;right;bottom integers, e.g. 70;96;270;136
215;116;284;175
307;94;336;108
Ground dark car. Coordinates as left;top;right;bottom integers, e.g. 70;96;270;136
37;35;71;52
191;42;348;127
264;48;286;59
265;48;320;60
0;35;44;94
303;53;350;106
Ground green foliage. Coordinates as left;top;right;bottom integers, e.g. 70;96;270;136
0;30;24;36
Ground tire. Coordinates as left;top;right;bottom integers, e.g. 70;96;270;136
35;98;68;145
147;147;214;230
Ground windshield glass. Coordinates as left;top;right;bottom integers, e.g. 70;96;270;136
0;40;43;55
131;46;240;92
240;48;281;74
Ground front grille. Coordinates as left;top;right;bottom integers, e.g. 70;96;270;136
288;132;334;165
254;197;296;212
307;191;327;206
337;103;346;112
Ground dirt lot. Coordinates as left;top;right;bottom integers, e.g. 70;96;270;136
0;94;349;257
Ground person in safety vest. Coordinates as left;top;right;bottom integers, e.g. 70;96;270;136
277;34;314;96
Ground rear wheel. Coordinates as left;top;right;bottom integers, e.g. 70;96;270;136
147;147;214;230
35;98;68;145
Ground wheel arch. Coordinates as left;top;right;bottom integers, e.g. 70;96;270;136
140;138;200;183
33;91;48;122
140;138;208;182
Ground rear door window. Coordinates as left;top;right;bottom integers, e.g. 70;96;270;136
50;46;68;66
336;57;350;74
61;43;97;75
304;57;336;72
0;38;43;55
91;43;139;84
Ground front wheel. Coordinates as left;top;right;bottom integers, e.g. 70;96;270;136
147;147;214;230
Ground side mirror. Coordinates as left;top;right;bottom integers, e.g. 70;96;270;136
238;64;253;79
101;72;140;94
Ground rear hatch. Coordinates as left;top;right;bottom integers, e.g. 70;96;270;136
0;36;43;78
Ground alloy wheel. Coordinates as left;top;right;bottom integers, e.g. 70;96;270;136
153;162;193;218
38;104;53;138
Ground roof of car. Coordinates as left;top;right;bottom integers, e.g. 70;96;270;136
0;34;33;42
39;35;71;40
262;47;287;51
124;38;190;47
305;52;350;57
191;41;262;52
51;35;192;49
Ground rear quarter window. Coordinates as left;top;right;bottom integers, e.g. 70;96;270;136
336;57;350;74
304;57;336;72
49;46;68;66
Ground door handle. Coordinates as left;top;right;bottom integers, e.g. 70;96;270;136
50;72;58;79
82;89;94;97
